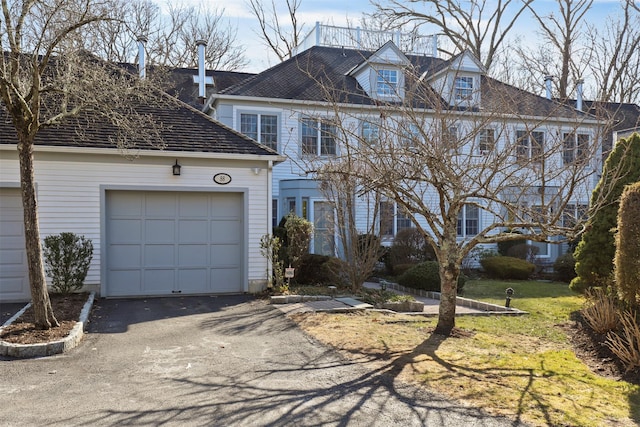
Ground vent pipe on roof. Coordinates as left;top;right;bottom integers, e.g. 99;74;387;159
137;36;147;79
196;39;207;101
576;78;584;111
544;74;553;99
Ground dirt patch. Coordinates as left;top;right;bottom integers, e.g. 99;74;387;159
0;293;88;344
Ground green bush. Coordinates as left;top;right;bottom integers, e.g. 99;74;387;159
614;181;640;305
480;256;535;280
398;261;466;293
43;232;93;294
506;243;539;263
294;254;348;286
554;252;577;283
497;230;526;256
572;133;640;293
386;228;435;274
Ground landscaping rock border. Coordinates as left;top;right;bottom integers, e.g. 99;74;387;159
0;292;95;358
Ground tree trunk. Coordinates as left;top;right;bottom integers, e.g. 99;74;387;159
434;240;460;336
17;138;58;329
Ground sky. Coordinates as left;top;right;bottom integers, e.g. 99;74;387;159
172;0;625;73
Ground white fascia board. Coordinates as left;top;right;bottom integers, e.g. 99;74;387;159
0;144;286;164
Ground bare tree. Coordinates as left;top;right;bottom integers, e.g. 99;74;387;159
526;0;594;100
371;0;533;71
1;0;169;329
586;1;640;103
84;0;248;70
295;56;606;336
246;0;303;62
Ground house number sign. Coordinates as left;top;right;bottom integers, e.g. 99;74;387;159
213;173;232;185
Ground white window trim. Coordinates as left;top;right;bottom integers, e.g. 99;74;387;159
300;116;338;157
238;110;280;151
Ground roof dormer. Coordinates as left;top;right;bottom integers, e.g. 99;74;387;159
429;50;485;108
347;41;411;102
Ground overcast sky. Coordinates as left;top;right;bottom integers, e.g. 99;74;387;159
172;0;625;73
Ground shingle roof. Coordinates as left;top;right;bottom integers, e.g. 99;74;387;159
0;91;279;157
219;45;592;120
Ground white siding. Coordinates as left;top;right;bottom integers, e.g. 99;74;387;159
0;150;270;294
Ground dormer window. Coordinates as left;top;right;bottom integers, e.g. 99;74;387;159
377;69;399;97
454;76;474;101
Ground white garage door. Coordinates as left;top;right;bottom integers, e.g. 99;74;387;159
0;188;30;302
105;191;244;297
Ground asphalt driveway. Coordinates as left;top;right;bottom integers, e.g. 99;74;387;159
0;295;526;426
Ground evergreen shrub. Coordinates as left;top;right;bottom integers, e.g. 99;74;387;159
480;256;535;280
43;232;93;294
398;261;466;293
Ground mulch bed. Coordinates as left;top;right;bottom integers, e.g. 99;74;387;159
0;293;88;345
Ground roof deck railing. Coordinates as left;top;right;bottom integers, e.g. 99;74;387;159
292;23;438;58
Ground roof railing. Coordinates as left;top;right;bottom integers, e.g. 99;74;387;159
292;23;438;58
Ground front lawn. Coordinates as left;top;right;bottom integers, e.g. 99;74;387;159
292;279;640;427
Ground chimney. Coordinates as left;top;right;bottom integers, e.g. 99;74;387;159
196;39;207;101
544;74;553;100
576;78;584;111
137;36;147;79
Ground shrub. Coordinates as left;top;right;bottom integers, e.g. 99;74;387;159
572;133;640;293
294;254;348;286
259;234;286;293
386;228;435;274
497;230;526;256
393;263;415;277
480;256;535;280
398;261;465;293
614;181;640;305
606;309;640;373
283;213;313;269
554;252;577;283
581;288;619;334
506;243;539;263
43;232;93;294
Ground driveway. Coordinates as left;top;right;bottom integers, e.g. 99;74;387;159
0;295;526;426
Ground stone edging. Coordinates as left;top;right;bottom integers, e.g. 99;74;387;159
379;280;527;315
0;292;96;358
270;295;332;304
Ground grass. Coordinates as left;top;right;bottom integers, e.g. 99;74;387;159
293;279;640;427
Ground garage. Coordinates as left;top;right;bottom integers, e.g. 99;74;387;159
105;190;244;297
0;187;30;302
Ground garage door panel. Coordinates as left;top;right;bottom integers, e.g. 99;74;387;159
106;190;243;297
143;270;174;293
109;219;142;242
178;220;208;242
211;220;241;244
144;244;174;266
145;220;175;242
178;269;208;292
179;194;209;217
0;188;30;302
109;245;141;268
178;245;208;266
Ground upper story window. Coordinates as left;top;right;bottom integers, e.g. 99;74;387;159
454;76;474;101
478;128;495;154
399;121;420;149
376;69;399;97
563;132;589;165
396;206;413;231
240;113;278;151
361;120;380;146
516;130;544;162
562;203;588;228
457;204;479;237
301;117;337;156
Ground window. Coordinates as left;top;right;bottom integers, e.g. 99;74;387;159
454;76;473;101
396;206;413;231
563;132;589;165
516;130;544;161
272;199;278;229
380;201;394;237
400;121;420;149
478;128;495;154
313;201;334;256
443;125;458;150
562;203;588;228
286;198;296;214
361;120;380;146
240;113;278;150
377;69;398;97
301;118;336;156
457;204;479;237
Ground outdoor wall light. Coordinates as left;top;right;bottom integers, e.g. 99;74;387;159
251;167;262;175
172;159;181;176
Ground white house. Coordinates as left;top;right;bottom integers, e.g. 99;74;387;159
0;90;283;302
204;25;603;264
